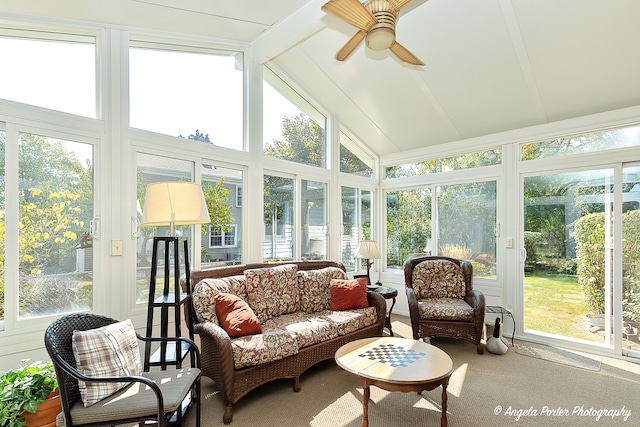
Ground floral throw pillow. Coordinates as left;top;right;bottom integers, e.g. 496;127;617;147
412;259;466;299
298;267;347;312
245;264;299;323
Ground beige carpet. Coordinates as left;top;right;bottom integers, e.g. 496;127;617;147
180;315;639;427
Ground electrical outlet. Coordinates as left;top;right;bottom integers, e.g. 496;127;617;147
111;240;123;256
505;237;513;249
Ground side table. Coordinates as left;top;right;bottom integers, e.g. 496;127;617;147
485;305;515;346
367;284;398;336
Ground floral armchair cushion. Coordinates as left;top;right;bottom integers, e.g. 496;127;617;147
411;259;466;299
297;267;347;313
245;264;299;323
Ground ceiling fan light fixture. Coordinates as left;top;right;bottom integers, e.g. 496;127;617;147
366;26;395;50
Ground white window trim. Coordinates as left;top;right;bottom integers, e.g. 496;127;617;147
209;224;238;248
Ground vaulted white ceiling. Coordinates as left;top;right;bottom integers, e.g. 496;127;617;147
3;0;640;157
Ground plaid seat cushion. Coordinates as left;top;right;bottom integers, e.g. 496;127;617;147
72;319;142;407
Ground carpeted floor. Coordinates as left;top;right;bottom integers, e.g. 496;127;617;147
180;315;640;427
515;343;602;372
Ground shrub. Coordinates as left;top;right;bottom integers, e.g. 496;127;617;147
523;231;541;268
574;210;640;315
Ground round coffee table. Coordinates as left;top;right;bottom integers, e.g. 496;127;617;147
335;336;453;427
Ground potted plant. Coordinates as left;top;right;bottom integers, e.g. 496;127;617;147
0;359;60;427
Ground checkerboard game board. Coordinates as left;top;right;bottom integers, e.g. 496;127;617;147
358;343;426;367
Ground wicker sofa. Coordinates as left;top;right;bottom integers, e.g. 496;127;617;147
188;260;386;424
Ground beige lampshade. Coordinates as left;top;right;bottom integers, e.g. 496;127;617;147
141;182;211;231
355;240;382;259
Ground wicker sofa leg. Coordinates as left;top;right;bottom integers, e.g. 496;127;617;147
293;377;301;392
223;405;233;424
476;342;484;354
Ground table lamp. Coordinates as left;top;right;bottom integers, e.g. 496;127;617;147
356;240;382;286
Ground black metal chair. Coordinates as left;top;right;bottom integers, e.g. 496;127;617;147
44;313;201;427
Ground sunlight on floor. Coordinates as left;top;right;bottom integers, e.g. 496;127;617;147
310;390;360;426
447;363;468;397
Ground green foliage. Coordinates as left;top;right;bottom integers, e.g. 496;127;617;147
557;259;577;275
574;213;607;313
264;114;325;166
0;360;58;427
574;210;640;315
0;134;92;318
385;149;501;178
386;188;431;266
202;179;233;234
339;144;372;176
524;231;542;268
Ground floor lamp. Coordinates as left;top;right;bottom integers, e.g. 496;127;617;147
141;181;210;369
356;240;382;286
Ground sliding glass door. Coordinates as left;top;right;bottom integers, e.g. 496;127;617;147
522;164;640;357
622;164;640;356
523;169;613;345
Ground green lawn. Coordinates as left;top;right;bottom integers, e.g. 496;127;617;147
523;271;601;342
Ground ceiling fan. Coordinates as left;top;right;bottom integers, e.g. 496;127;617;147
321;0;425;65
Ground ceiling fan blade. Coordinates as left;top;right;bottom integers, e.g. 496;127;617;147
321;0;377;31
336;30;366;61
389;0;415;11
390;41;425;65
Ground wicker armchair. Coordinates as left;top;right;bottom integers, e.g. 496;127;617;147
44;313;201;427
404;256;485;354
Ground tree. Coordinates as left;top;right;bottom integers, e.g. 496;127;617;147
0;133;92;317
264;114;324;166
202;179;233;234
179;129;212;144
386;188;431;266
339;144;372;176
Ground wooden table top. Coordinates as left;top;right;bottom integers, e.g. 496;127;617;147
335;337;453;385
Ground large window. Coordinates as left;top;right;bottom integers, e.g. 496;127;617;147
341;187;372;271
340;132;374;177
302;180;327;260
201;163;242;264
130;42;244;150
17;133;94;318
385;148;501;178
264;174;294;261
263;67;326;168
522;126;640;160
437;181;496;277
385;181;497;276
386;188;432;268
0;128;4;322
136;153;194;303
0;30;96;118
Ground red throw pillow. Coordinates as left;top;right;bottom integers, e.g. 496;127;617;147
329;278;369;311
215;293;262;338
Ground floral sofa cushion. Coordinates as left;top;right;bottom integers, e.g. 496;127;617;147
230;328;299;369
245;264;300;323
320;307;377;335
192;275;247;324
263;312;339;349
297;267;347;313
417;298;474;322
412;259;466;299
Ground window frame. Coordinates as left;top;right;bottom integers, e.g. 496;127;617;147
209;224;238;248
